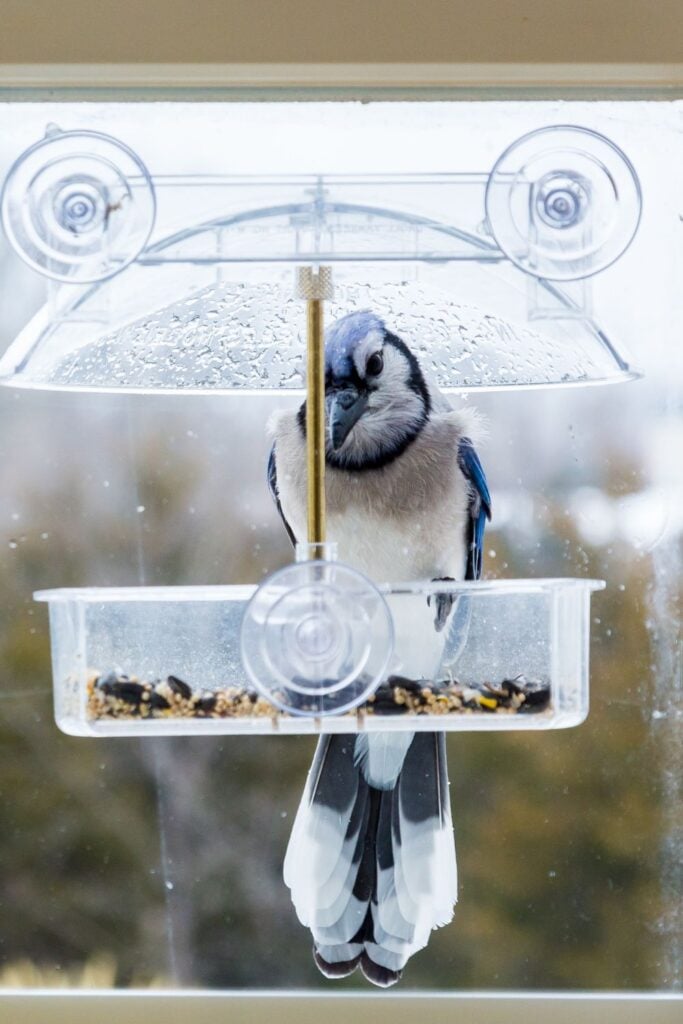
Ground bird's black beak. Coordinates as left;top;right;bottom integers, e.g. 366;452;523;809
327;387;368;451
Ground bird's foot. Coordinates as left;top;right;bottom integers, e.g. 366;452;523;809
427;577;457;632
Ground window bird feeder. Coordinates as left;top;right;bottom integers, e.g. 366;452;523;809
1;123;640;736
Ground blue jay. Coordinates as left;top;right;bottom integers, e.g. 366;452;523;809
268;311;491;987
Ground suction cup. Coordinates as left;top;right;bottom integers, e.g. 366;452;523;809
241;551;394;717
486;125;641;281
1;126;156;283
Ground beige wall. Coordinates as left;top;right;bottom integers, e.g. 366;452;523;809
1;0;682;65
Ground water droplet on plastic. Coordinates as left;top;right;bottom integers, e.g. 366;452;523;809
136;505;145;513
8;540;17;549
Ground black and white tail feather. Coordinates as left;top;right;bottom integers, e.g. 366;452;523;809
283;731;456;987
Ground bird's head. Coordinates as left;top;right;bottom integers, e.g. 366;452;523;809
312;311;431;470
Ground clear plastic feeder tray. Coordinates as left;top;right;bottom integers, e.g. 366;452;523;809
36;578;604;737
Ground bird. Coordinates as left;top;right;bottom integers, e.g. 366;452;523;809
267;310;491;987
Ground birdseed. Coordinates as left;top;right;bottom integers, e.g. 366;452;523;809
85;671;551;721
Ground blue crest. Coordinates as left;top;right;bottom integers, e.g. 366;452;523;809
325;311;386;378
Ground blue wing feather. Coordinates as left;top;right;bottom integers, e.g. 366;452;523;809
457;437;491;581
268;443;297;548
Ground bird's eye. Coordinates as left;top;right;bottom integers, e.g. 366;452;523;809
366;352;384;376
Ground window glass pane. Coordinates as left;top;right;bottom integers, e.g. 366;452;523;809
0;99;680;991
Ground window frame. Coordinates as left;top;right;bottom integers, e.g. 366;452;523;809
0;991;682;1023
0;32;681;1018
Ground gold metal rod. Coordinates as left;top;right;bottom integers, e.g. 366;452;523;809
306;296;326;555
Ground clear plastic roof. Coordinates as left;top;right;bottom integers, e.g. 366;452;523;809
0;132;641;394
1;274;635;394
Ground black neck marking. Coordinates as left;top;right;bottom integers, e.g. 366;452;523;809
383;332;432;418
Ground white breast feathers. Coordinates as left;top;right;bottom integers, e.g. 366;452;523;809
269;406;482;585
